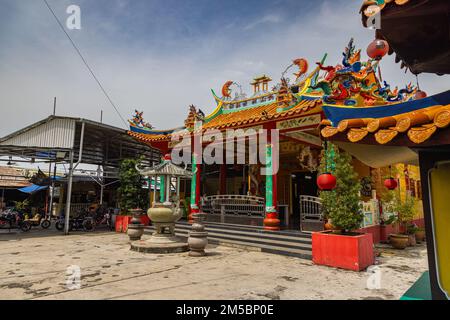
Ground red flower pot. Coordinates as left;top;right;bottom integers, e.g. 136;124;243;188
312;231;374;271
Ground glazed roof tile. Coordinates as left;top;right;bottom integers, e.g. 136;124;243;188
129;98;322;143
320;103;450;145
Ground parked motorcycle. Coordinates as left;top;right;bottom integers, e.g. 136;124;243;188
24;213;51;229
0;209;32;232
91;207;113;230
55;209;94;232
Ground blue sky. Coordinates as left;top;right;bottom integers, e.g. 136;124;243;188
0;0;449;136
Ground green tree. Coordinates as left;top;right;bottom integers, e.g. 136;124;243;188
319;143;363;233
117;158;147;214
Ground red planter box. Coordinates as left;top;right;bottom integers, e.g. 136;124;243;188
115;215;150;233
312;231;374;271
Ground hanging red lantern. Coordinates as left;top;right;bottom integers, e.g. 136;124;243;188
367;39;389;60
415;90;427;100
384;177;398;190
317;173;337;191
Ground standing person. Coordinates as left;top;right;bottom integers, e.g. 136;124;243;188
200;193;207;210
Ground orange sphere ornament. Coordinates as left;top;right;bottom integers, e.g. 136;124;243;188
367;39;389;60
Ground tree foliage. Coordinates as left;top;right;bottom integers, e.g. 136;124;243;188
117;158;147;214
381;190;416;231
319;143;363;233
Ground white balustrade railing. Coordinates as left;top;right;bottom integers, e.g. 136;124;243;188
201;195;265;217
299;195;323;222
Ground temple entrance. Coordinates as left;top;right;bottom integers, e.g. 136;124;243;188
291;171;321;231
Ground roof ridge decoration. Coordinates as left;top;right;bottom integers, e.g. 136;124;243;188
184;105;205;130
311;38;418;109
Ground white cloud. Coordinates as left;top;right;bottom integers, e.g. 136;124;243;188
243;13;282;30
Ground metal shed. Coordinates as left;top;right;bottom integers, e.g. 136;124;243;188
0;115;161;234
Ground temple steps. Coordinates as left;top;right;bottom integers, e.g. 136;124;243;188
144;221;312;260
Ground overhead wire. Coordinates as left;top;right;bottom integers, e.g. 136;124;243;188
42;0;128;128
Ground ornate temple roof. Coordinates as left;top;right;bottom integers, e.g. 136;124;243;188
318;1;450;146
127;39;434;147
320;90;450;145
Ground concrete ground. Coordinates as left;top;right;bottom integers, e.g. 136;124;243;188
0;229;428;300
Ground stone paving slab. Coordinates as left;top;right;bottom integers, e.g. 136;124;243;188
0;230;428;300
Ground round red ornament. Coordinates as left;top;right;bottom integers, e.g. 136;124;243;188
415;90;427;100
384;177;398;190
317;173;337;191
367;39;389;60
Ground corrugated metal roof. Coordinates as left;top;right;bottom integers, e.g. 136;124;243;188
0;166;31;188
0;117;76;149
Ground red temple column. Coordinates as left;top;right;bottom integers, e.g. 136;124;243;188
219;164;227;194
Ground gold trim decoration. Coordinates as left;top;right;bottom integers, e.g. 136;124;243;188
337;120;349;132
434;109;450;128
375;129;398;144
366;119;380;133
347;128;368;142
321;126;339;138
320;119;332;127
395;117;411;133
408;125;437;144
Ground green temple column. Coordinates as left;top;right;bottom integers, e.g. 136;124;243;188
159;176;165;203
263;139;280;231
189;152;201;223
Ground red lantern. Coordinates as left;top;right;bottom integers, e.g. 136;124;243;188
384;177;398;190
317;173;337;191
415;90;427;100
367;39;389;60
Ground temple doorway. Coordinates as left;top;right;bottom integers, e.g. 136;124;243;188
291;171;320;231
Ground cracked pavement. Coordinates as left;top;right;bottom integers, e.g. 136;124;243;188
0;229;428;300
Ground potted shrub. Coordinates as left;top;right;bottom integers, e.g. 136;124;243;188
116;158;149;233
406;223;418;246
386;191;416;249
415;227;426;243
312;144;372;271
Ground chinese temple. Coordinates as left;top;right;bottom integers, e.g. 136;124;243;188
344;0;450;300
127;38;429;234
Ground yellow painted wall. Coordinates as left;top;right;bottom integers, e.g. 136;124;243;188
394;164;424;220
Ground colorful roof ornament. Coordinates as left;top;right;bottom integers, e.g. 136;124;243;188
221;81;234;99
127;39;427;144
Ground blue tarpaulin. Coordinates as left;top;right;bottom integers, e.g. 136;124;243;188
18;184;48;194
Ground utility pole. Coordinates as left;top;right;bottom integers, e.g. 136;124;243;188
53;97;57;115
100;110;103;123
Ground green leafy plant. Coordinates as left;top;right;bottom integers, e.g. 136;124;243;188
14;199;30;210
319;143;363;233
406;223;419;235
392;192;416;233
381;190;417;233
117;158;147;215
